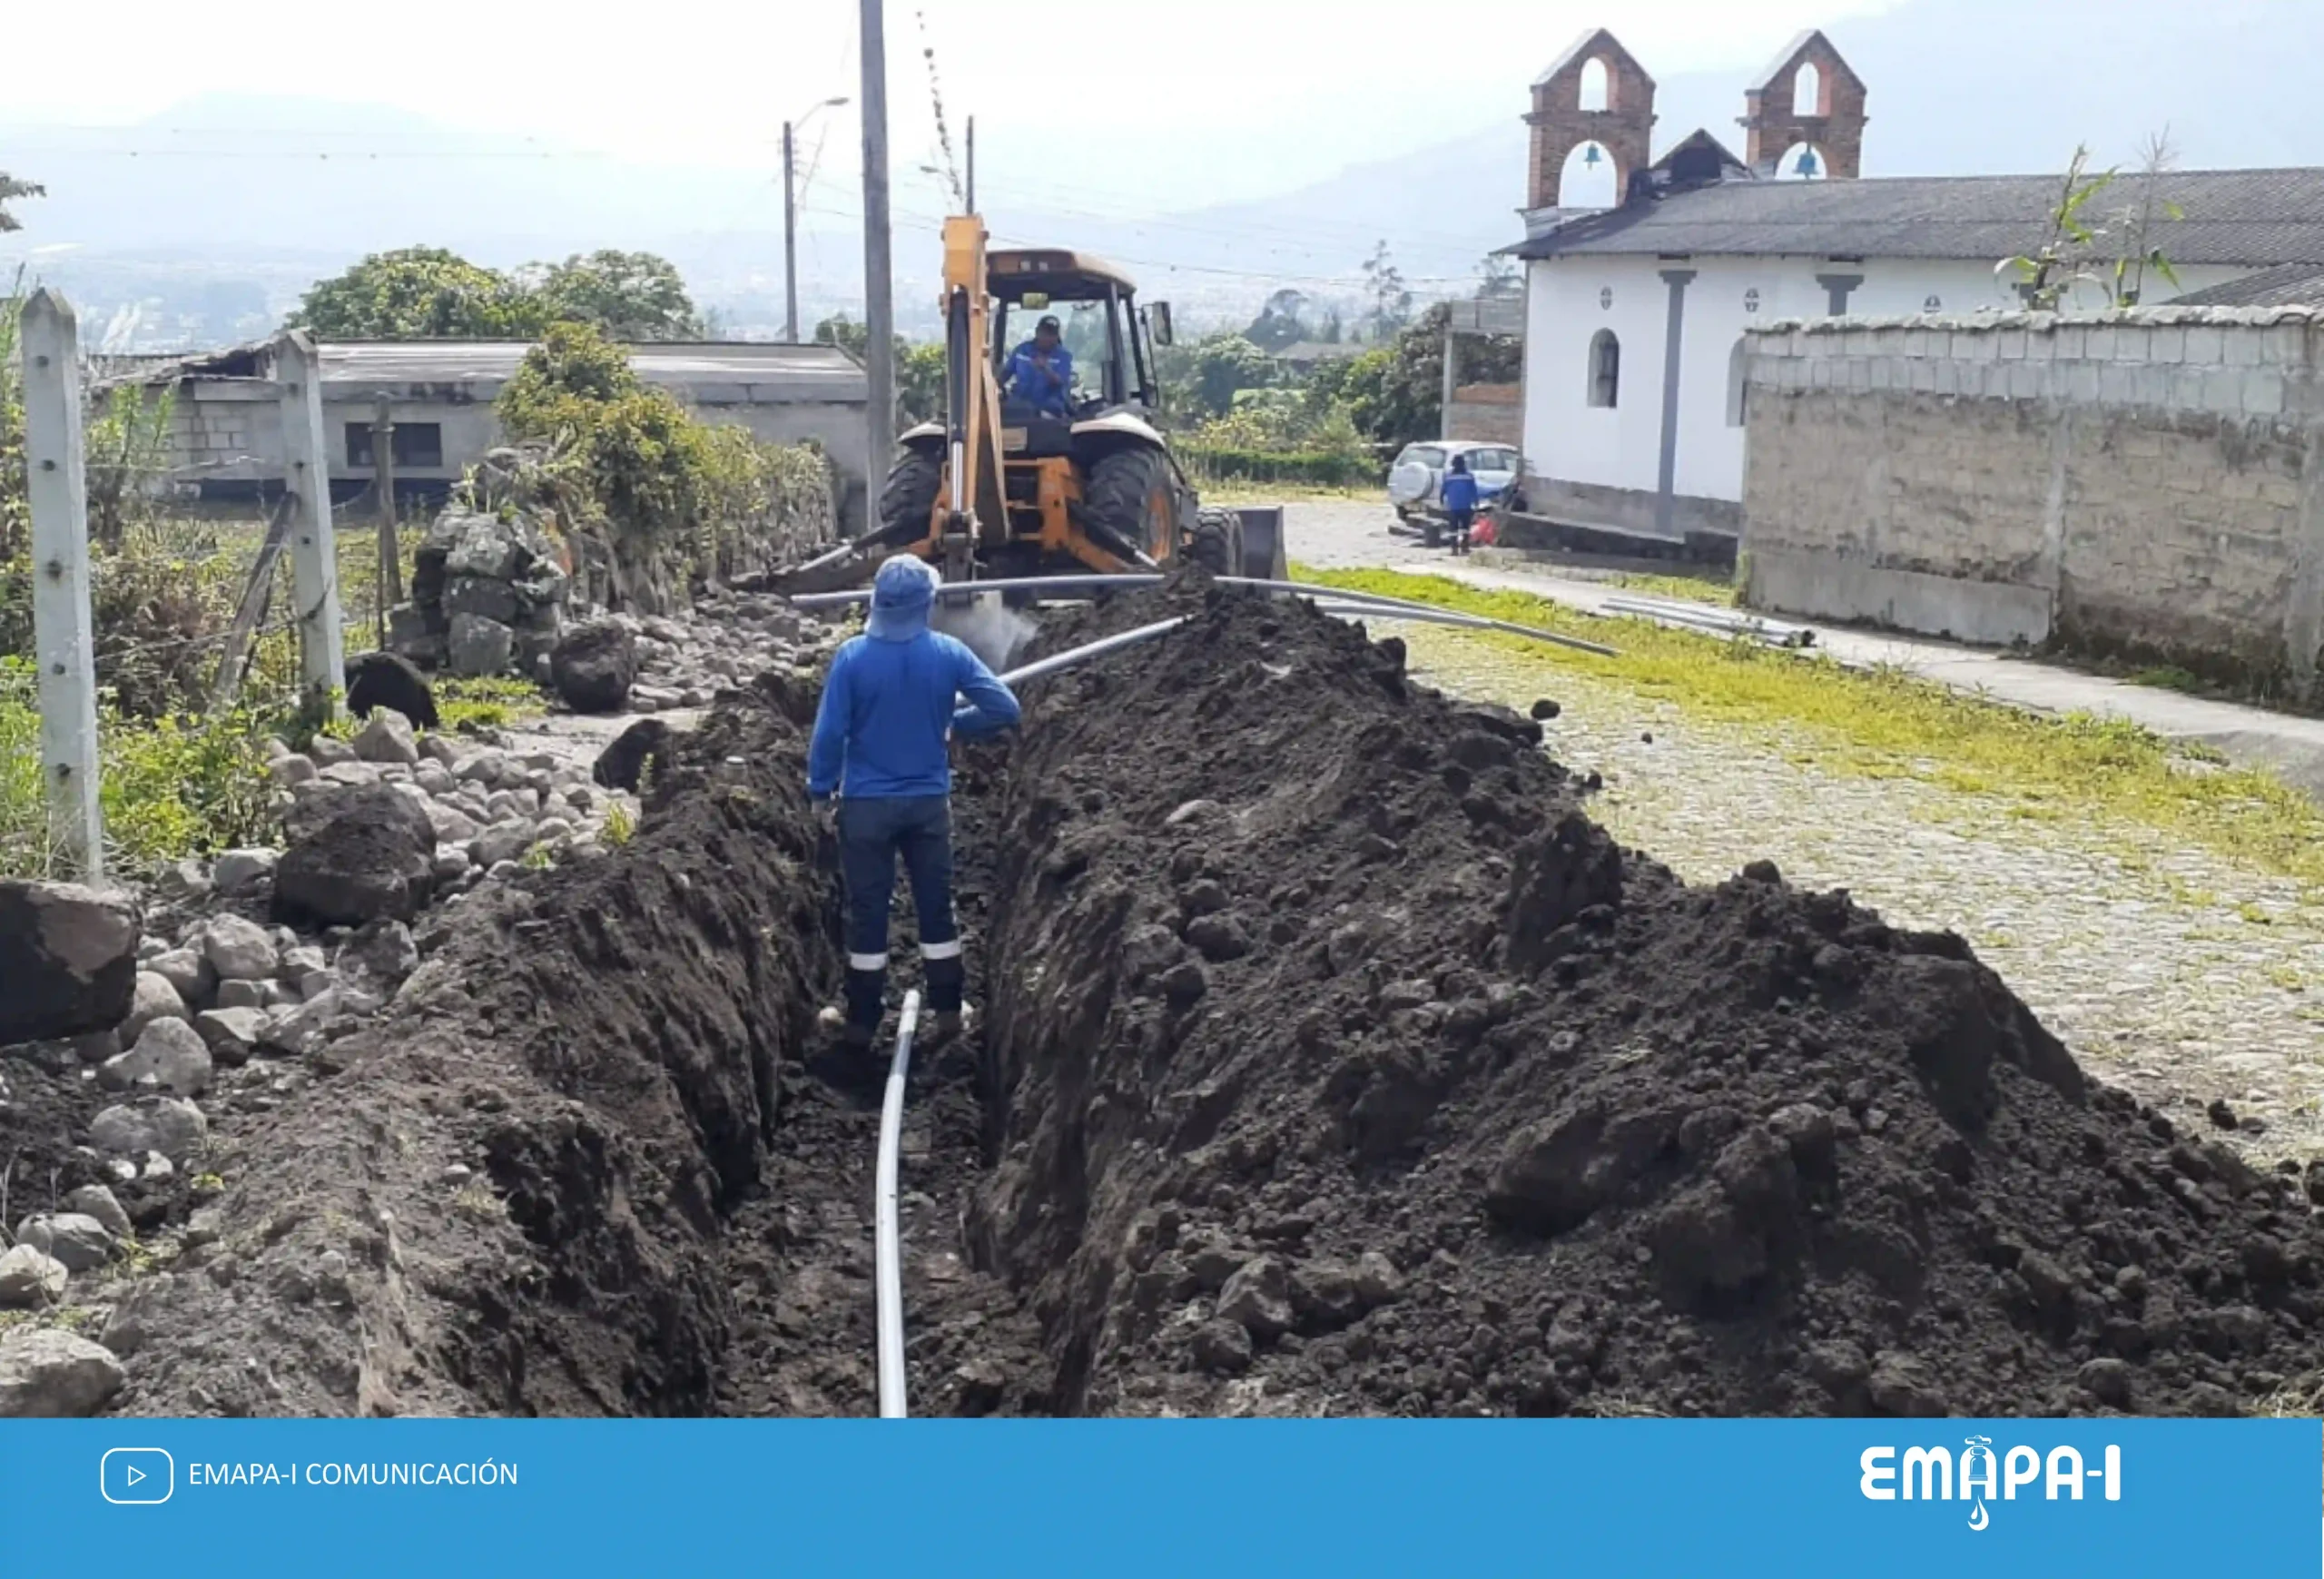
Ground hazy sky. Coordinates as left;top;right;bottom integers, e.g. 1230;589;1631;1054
9;0;1904;211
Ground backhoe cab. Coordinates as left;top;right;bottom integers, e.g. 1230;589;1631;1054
803;213;1246;592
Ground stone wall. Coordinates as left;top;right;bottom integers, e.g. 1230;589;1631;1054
1741;306;2324;697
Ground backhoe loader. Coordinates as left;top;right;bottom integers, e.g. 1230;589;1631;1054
778;212;1279;595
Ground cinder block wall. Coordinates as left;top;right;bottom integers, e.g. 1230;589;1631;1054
1741;306;2324;697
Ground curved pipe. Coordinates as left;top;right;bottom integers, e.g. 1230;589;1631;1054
996;617;1189;686
875;989;922;1420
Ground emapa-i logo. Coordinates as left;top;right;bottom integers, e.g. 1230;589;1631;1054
1862;1437;2122;1531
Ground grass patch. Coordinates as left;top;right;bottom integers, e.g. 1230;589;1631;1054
433;676;546;733
1196;479;1375;505
1300;564;2324;893
1603;571;1740;608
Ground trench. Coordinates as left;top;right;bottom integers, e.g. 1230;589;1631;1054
109;580;2324;1421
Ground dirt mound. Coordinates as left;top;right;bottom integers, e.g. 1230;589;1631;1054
967;582;2324;1416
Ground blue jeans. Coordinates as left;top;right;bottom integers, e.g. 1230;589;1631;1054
838;794;963;1031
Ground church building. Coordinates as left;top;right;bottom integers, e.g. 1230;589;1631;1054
1508;27;2324;551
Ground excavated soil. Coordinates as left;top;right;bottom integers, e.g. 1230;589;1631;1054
86;577;2324;1418
965;582;2324;1417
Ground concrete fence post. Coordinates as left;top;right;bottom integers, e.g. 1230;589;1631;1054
19;290;104;880
273;331;343;718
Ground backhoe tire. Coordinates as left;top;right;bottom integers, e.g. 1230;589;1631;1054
1085;446;1176;561
878;448;943;542
1189;505;1243;577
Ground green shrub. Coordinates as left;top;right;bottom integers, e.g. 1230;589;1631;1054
0;656;276;879
1178;445;1380;489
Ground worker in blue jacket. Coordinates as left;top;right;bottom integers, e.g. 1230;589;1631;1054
1003;315;1075;417
1440;452;1481;557
808;555;1022;1050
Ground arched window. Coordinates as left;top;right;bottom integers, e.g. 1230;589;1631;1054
1588;330;1620;409
1777;143;1828;181
1793;60;1824;118
1579;58;1611;113
1727;337;1749;427
1559;141;1620;209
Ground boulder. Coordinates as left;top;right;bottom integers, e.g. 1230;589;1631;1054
337;919;419;991
0;1245;67;1308
64;1185;133;1240
272;783;438;930
193;1008;268;1065
595;718;675;794
0;881;141;1044
444;574;522;626
14;1213;114;1273
201;913;280;982
89;1098;207;1161
448;613;515;678
119;972;191;1043
1217;1256;1295;1340
0;1328;124;1417
551;620;639;714
269;754;318;788
98;1016;213;1097
308;735;358;767
352;707;420;765
211;848;281;898
470;820;537;870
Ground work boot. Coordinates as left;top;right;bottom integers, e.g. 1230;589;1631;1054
931;1003;974;1041
817;1005;874;1051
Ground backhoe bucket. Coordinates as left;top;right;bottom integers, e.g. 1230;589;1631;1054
1236;507;1288;581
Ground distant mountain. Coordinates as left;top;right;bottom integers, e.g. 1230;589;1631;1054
8;0;2324;349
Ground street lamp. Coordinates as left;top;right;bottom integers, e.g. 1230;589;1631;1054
785;95;852;343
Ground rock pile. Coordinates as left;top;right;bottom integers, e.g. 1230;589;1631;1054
391;509;570;678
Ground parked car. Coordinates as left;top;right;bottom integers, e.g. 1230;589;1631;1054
1386;440;1525;528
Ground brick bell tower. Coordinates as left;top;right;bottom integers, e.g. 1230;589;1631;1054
1525;27;1657;211
1739;29;1868;179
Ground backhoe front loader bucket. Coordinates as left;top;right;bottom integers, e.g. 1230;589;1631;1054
1236;507;1288;581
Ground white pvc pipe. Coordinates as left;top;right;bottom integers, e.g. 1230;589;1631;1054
997;617;1189;686
1216;577;1619;657
875;989;921;1421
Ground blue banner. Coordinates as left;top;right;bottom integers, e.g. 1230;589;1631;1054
3;1418;2315;1576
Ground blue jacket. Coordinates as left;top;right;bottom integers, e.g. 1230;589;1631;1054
1003;341;1075;415
1441;469;1481;512
807;558;1021;801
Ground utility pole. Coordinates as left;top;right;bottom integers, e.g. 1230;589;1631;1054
860;0;895;470
783;120;800;343
371;400;400;647
966;115;975;212
20;290;103;879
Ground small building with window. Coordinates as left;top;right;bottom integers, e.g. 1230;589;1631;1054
1506;25;2324;556
114;338;873;528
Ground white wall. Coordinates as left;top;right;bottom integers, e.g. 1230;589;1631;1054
1525;252;2254;514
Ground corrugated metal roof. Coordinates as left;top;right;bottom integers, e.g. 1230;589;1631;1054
318;340;866;398
2169;262;2324;307
1512;168;2324;266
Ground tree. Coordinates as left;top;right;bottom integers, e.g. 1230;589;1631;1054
1999;135;2184;311
290;246;541;339
1477;253;1521;300
1157;333;1276;422
1340;303;1521;452
1361;242;1413;340
0;172;43;233
532;250;703;340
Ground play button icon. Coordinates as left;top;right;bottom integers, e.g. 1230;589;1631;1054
101;1448;173;1505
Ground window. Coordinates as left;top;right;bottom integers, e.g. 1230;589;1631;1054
1397;445;1448;470
1793;60;1824;118
1727;338;1749;428
345;420;444;469
1558;141;1620;209
1587;331;1620;409
1578;57;1611;113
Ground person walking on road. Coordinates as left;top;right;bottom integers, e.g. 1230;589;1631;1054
807;556;1021;1051
1441;452;1480;557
